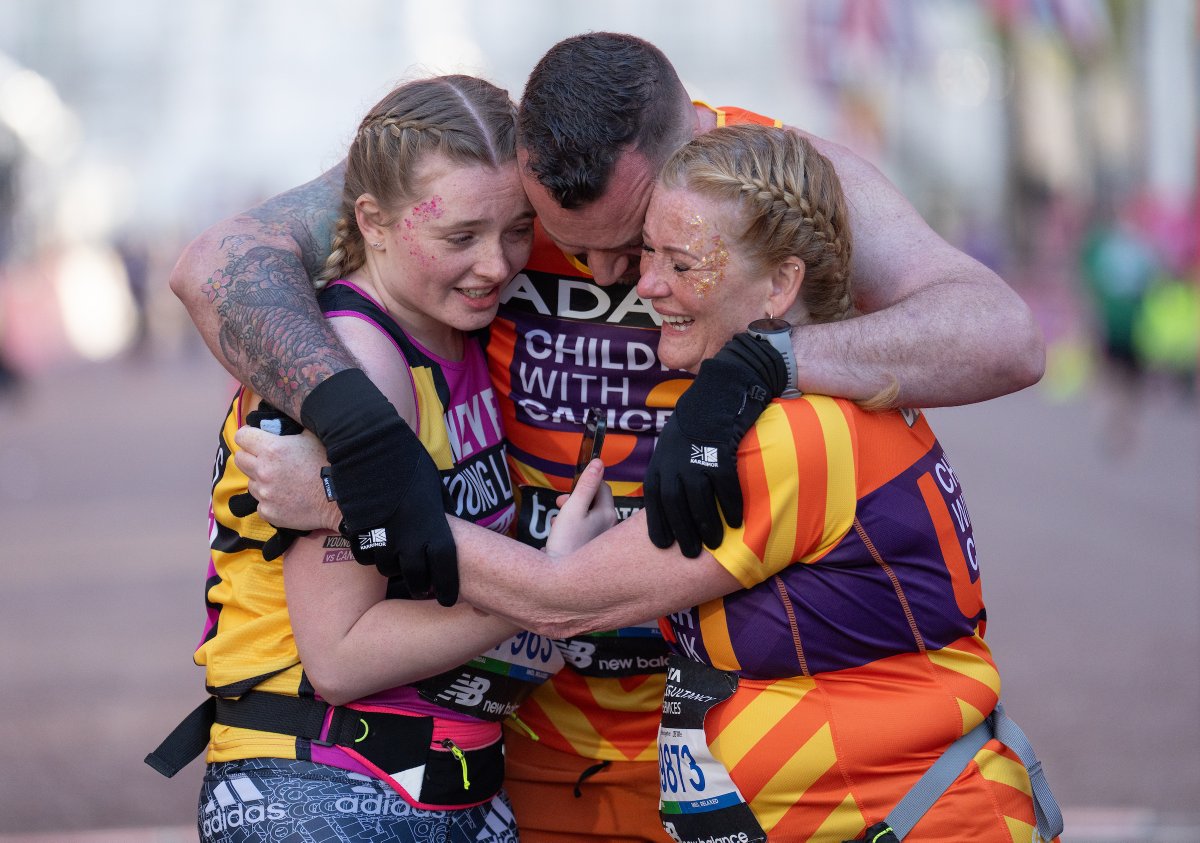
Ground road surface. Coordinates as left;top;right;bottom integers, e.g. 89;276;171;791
0;354;1195;841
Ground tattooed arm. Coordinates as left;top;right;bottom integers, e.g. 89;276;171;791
172;161;460;597
170;162;353;417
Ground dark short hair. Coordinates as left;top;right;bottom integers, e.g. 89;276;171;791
518;32;692;209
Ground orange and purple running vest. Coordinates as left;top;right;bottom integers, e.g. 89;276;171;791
659;397;1050;841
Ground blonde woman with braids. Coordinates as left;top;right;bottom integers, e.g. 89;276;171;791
149;75;548;843
239;125;1061;842
450;125;1058;842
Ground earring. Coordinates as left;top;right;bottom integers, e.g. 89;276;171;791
370;242;383;250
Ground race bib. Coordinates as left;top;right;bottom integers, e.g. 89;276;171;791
417;630;564;720
658;656;766;843
555;620;669;678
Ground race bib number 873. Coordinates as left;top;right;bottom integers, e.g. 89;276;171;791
657;657;765;843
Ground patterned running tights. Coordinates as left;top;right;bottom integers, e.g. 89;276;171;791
198;758;519;842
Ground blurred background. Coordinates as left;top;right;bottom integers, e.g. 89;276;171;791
0;1;1195;841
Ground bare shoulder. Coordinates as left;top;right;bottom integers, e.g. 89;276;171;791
327;314;418;429
782;124;992;308
785;124;926;227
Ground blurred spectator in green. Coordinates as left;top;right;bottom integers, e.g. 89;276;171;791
1134;271;1199;397
1078;199;1158;453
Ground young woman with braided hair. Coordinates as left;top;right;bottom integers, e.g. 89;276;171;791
154;75;553;842
239;124;1060;841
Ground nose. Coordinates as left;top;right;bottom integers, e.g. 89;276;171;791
636;253;669;300
475;237;511;282
585;251;631;287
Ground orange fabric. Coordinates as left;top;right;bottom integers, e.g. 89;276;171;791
704;104;784;129
505;669;664;763
676;399;1046;840
850;406;939;496
919;472;987;620
504;730;674;843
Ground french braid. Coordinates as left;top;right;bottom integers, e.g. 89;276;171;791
661;125;899;407
317;75;517;287
658;125;854;324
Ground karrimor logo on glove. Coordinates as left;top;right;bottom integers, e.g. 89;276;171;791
358;528;388;551
689;445;719;468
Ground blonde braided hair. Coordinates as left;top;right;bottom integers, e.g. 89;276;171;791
317;75;518;287
660;125;898;408
659;124;853;323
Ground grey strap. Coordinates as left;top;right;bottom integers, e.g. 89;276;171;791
992;703;1065;841
884;718;992;838
886;702;1064;841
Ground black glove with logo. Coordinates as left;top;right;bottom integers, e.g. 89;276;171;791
227;403;310;561
643;333;788;557
300;368;459;606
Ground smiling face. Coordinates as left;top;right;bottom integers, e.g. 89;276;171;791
360;155;534;355
637;186;775;372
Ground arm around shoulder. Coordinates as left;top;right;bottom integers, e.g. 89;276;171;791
168;163;358;418
789;129;1045;407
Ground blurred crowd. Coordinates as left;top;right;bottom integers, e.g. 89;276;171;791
0;0;1195;414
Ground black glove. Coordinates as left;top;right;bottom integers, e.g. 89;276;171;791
300;368;459;606
643;333;788;557
227;403;310;561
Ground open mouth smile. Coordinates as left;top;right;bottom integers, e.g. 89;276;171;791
659;313;694;331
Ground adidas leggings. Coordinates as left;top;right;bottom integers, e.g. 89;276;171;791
198;758;519;842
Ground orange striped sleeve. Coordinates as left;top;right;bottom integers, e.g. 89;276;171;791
738;421;772;561
712;397;857;587
792;397;857;564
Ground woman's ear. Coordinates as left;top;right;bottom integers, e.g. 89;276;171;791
354;194;387;248
768;257;805;319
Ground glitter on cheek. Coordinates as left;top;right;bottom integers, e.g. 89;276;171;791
411;196;445;223
393;196;445;267
408;245;437;267
675;214;729;298
391;221;437;267
689;234;730;298
683;215;706;253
